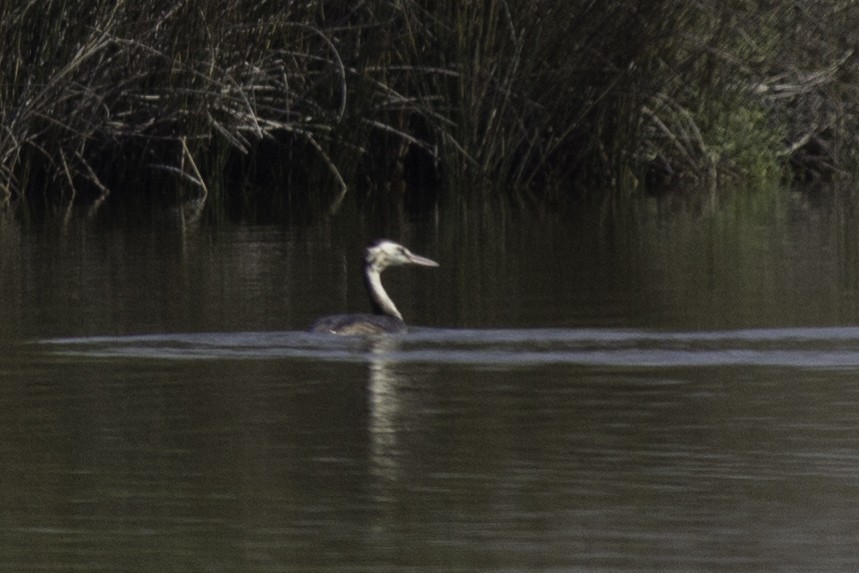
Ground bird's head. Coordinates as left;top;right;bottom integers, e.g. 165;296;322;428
365;240;439;272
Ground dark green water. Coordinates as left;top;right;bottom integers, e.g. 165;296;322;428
3;190;859;571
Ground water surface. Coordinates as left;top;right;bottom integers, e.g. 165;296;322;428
3;191;859;570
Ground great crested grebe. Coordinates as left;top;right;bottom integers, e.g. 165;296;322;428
309;240;438;335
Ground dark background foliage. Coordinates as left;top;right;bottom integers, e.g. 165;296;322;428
0;0;856;217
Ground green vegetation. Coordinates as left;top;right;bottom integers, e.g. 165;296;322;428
0;1;857;218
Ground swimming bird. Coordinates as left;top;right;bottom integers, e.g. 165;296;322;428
309;240;438;335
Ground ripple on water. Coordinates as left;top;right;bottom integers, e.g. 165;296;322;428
36;326;859;369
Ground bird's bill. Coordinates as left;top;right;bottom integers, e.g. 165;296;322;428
406;251;439;267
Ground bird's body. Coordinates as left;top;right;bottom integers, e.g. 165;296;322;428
309;240;438;336
309;313;406;336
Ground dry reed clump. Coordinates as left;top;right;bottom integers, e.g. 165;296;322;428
0;1;857;216
0;1;352;212
635;1;859;193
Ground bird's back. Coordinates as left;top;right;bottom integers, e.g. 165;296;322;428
308;313;406;336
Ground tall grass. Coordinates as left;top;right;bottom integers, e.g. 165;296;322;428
1;0;857;217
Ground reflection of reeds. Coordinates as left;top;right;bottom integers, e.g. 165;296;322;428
0;1;857;213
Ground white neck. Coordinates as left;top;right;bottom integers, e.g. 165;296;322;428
365;267;403;320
